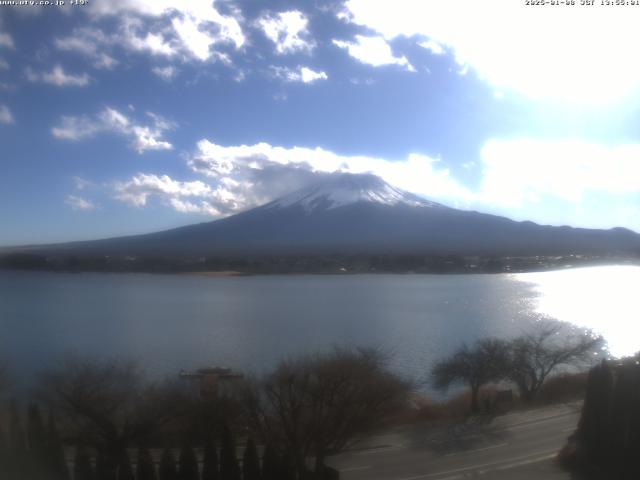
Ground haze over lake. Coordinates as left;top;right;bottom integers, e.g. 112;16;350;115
1;266;637;388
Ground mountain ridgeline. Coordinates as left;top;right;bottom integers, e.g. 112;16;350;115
3;173;640;273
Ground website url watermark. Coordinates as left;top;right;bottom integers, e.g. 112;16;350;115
0;0;88;6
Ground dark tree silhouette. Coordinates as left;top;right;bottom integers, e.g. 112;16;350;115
260;444;279;480
41;358;185;475
96;453;116;480
245;348;409;476
73;446;95;480
0;421;7;479
117;450;134;480
569;356;640;478
432;338;510;414
27;403;48;479
136;447;157;480
159;448;178;480
608;361;639;477
219;425;240;480
279;451;295;480
578;361;614;465
201;437;219;480
242;438;260;480
9;402;27;479
47;410;70;480
508;320;604;403
178;444;199;480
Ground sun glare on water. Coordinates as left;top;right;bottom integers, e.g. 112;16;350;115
514;265;640;359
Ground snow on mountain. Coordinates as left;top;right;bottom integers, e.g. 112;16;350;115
12;172;640;259
265;172;444;212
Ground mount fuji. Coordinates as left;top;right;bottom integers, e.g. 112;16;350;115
6;172;640;259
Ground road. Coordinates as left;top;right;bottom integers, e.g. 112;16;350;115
327;403;581;480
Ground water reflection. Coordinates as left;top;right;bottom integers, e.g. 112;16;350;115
514;265;640;358
1;268;637;387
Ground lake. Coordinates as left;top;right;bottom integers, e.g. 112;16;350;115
0;265;638;389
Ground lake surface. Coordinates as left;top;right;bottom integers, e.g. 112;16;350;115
1;266;638;388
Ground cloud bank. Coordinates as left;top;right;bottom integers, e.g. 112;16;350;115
340;0;640;103
52;107;174;154
112;139;470;216
65;195;96;211
108;137;640;235
333;35;414;71
258;10;314;55
26;65;91;87
270;66;327;84
84;0;245;62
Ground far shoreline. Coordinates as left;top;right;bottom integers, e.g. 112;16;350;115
178;270;245;277
2;259;639;277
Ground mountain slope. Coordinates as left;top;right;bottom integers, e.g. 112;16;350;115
8;172;640;257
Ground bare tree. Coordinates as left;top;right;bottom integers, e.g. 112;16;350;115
244;348;410;476
508;320;605;403
39;357;187;473
431;338;510;414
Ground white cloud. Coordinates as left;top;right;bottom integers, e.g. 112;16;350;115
349;77;374;86
86;0;245;47
86;0;176;17
341;0;640;104
184;138;640;226
130;125;173;153
114;140;466;218
0;32;14;49
114;173;210;206
52;107;174;154
93;53;119;70
26;65;91;87
84;0;244;62
171;16;213;60
0;104;14;124
184;140;470;215
55;29;119;69
73;176;96;191
418;39;444;55
124;23;177;57
333;35;414;71
478;139;640;207
0;58;9;70
258;10;314;55
113;173;236;216
51;114;100;141
65;195;96;211
152;65;177;80
109;137;640;233
271;66;327;84
299;67;327;83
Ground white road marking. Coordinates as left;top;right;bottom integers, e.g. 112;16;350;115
355;444;404;455
435;453;557;480
444;442;508;457
340;465;372;472
479;452;557;474
502;412;577;431
394;449;558;480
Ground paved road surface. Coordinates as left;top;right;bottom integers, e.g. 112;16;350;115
327;403;581;480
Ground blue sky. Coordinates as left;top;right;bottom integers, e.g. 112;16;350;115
2;0;640;245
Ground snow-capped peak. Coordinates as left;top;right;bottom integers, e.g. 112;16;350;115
265;172;444;212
